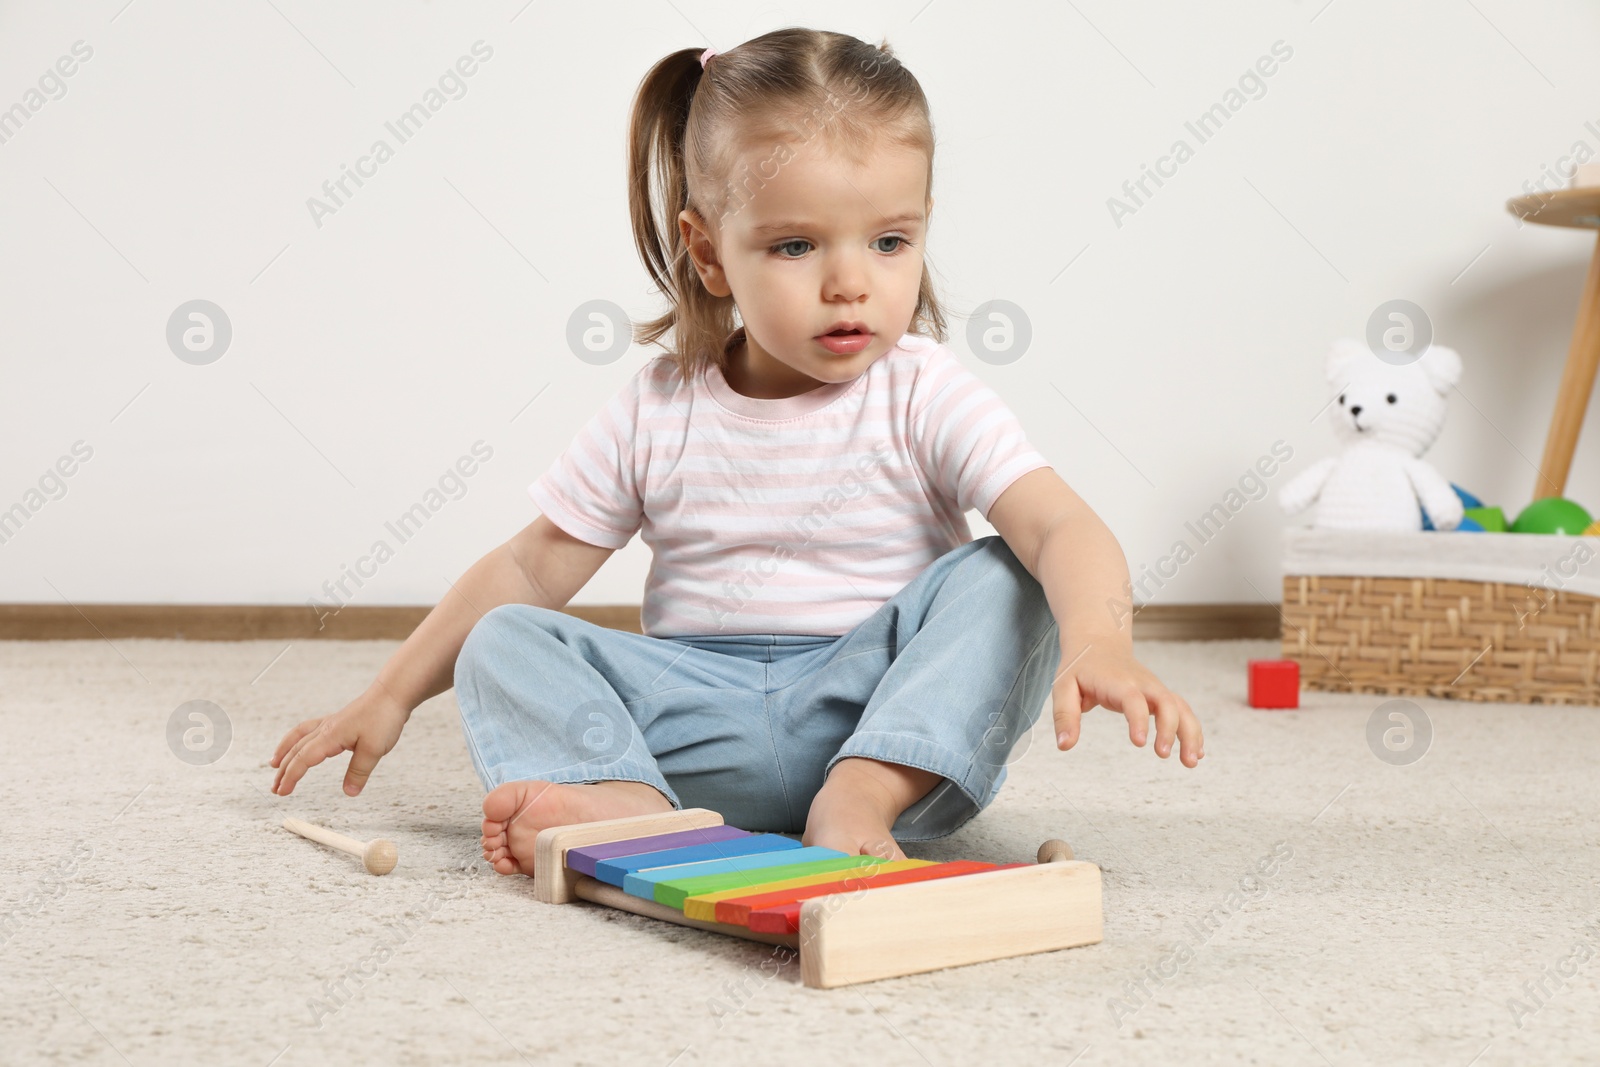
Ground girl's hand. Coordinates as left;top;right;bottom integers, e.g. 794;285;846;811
269;682;411;797
1051;640;1204;767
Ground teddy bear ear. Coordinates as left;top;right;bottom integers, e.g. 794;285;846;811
1325;338;1367;385
1419;344;1462;393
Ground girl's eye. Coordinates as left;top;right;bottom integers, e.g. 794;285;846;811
767;235;915;259
1386;393;1397;404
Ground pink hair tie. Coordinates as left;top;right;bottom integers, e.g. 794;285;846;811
699;47;717;69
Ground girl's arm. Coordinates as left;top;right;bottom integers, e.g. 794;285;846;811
375;515;616;712
988;468;1204;768
270;515;615;797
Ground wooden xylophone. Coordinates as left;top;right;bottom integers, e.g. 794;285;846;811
532;808;1103;988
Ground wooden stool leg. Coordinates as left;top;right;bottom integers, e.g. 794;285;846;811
1535;232;1600;499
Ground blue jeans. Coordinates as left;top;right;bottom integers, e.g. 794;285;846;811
452;535;1061;842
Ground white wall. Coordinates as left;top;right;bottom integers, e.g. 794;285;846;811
5;0;1600;615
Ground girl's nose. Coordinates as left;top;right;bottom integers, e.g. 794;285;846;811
822;253;868;302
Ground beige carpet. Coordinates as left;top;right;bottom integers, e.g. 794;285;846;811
2;636;1596;1066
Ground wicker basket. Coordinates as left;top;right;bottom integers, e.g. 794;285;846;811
1278;528;1600;705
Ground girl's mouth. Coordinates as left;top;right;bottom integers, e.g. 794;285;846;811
816;329;872;355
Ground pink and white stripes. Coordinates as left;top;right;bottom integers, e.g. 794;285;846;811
530;333;1051;637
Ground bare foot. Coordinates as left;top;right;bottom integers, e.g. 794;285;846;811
481;779;672;877
801;758;943;862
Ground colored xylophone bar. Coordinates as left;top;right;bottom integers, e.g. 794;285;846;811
531;808;1103;989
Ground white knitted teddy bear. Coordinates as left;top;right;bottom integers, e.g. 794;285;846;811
1278;338;1463;531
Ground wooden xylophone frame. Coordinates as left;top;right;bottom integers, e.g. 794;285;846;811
532;807;1104;989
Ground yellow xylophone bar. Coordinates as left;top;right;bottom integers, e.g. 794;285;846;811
531;808;1103;989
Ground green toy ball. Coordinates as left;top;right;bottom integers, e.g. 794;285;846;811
1510;497;1594;535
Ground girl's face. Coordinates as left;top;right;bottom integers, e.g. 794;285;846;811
680;135;932;399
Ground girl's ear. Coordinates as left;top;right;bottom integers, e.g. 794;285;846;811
679;209;732;298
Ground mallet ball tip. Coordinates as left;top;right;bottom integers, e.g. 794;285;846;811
363;839;399;876
1037;838;1073;864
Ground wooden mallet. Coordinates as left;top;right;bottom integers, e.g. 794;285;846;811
283;816;398;875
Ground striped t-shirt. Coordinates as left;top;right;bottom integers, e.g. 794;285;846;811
529;330;1052;638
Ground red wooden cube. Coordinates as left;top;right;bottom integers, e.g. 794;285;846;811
1248;659;1299;709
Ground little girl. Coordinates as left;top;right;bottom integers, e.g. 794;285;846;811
270;27;1203;874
